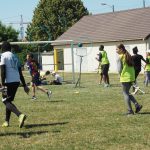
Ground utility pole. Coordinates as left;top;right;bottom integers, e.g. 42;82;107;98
9;15;30;41
143;0;146;8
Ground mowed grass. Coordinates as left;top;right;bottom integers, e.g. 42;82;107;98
0;72;149;150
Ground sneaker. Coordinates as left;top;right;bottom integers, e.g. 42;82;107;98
104;84;108;87
31;96;37;100
133;87;139;95
47;90;52;100
2;121;9;127
135;105;143;113
104;84;111;88
18;114;27;128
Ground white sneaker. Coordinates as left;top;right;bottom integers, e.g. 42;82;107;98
31;96;37;100
47;90;52;100
132;87;139;95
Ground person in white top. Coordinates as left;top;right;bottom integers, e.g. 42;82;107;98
50;71;63;85
0;41;29;128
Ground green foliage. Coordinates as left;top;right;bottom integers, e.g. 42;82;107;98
26;0;89;51
0;21;18;42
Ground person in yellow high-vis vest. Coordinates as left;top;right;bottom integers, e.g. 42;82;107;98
98;45;110;87
144;50;150;86
116;44;142;115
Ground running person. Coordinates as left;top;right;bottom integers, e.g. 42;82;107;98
0;41;29;128
116;44;142;115
26;53;52;100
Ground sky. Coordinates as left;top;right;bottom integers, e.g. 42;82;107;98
0;0;150;37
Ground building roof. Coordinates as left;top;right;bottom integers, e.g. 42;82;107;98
56;7;150;44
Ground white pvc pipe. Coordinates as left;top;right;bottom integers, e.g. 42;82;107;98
0;40;73;45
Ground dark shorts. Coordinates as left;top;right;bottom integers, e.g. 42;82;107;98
32;73;41;86
134;69;141;80
51;80;62;85
2;82;20;102
101;64;109;75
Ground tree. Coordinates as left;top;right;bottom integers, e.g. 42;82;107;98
0;22;18;42
26;0;89;46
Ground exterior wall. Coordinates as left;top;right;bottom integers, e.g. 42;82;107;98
147;37;150;49
62;40;148;73
41;54;54;71
64;48;73;72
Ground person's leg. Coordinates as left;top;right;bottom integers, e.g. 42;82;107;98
37;85;47;93
147;71;150;85
2;83;21;125
5;108;11;122
122;82;134;114
145;71;149;86
133;70;140;91
105;73;110;85
99;73;103;84
32;85;36;97
36;85;52;100
3;82;27;128
102;64;110;87
4;101;21;117
122;82;142;114
2;108;12;127
105;64;110;85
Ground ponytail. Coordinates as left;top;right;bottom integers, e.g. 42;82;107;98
124;50;134;66
117;44;134;66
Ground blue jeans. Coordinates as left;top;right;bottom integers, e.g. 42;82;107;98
122;82;138;112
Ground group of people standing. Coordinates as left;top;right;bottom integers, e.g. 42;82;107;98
97;44;150;115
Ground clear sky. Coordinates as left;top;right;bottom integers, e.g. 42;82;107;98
0;0;150;34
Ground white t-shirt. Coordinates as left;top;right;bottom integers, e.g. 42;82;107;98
1;51;20;83
54;74;63;83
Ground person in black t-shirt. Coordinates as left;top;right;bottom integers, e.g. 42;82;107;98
132;46;147;94
132;46;147;79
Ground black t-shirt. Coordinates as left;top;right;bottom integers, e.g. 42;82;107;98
132;54;144;71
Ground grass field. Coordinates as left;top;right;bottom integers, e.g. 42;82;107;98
0;72;149;150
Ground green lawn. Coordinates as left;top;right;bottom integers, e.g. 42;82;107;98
0;73;149;150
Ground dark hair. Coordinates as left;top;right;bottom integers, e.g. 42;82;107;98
1;41;11;52
27;53;34;59
45;71;50;75
117;44;133;66
99;45;104;51
132;46;138;54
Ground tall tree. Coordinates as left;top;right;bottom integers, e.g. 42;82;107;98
0;22;18;42
26;0;89;43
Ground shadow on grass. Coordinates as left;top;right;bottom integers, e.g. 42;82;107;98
0;131;48;138
36;100;64;103
138;112;150;115
120;112;150;116
110;84;121;87
25;121;69;129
